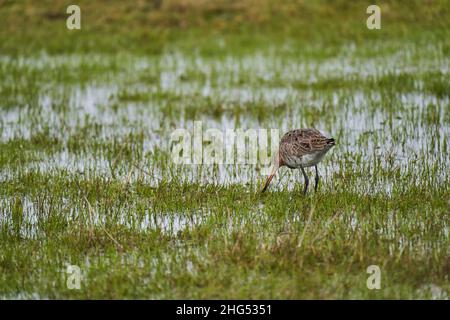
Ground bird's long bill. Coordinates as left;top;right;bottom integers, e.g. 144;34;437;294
262;152;280;193
261;173;275;193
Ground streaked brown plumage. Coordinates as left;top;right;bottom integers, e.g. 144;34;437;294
262;128;335;194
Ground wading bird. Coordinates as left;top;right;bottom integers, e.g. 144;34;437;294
262;128;335;194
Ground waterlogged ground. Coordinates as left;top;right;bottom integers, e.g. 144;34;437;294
0;40;449;298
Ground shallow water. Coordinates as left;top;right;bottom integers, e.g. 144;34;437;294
0;49;448;237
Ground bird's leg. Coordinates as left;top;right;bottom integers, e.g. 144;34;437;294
300;166;309;195
314;165;320;192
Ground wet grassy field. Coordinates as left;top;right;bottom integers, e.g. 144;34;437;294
0;1;449;299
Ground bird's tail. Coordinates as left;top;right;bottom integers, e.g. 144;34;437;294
326;138;336;147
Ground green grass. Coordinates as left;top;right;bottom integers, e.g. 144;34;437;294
0;0;449;299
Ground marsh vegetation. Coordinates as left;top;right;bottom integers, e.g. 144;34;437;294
0;0;449;299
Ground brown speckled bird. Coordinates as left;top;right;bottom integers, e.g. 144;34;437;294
262;128;335;194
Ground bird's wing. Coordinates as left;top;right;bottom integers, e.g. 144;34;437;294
280;129;330;157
